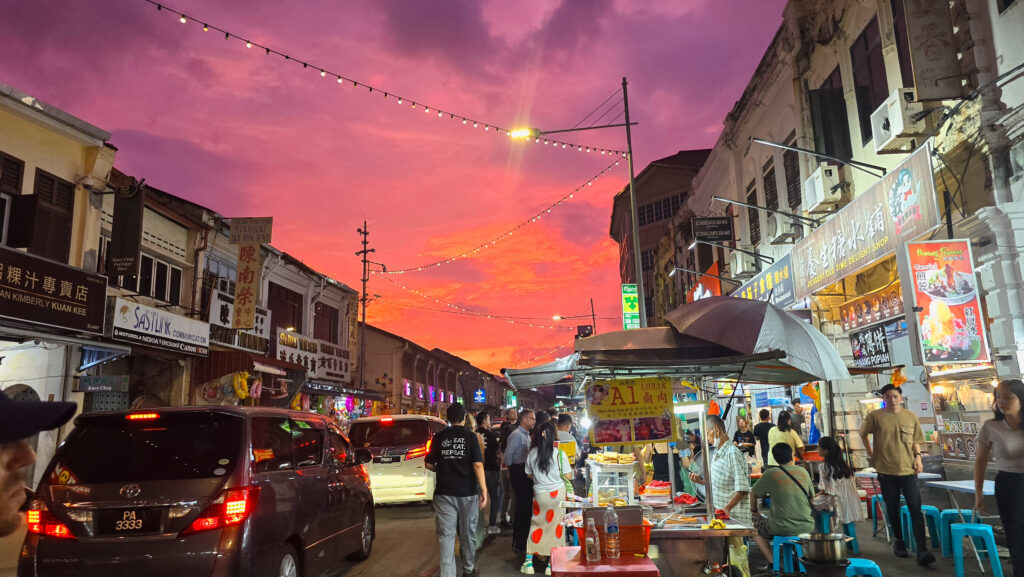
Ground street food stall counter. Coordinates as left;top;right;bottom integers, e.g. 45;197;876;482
648;520;755;577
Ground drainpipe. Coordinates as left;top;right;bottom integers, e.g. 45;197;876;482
190;221;212;317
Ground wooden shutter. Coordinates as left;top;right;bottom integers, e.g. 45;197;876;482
784;149;801;210
30;170;74;262
0;154;24;195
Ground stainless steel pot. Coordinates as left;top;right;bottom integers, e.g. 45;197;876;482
797;532;852;562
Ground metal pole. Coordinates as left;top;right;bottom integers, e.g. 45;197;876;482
590;298;598;336
623;77;647;327
356;222;371;392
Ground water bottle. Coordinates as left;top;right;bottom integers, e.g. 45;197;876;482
604;505;620;559
584;518;601;563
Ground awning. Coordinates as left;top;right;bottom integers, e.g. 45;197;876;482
193;350;306;384
302;380;384;399
0;325;132;371
503;353;580;390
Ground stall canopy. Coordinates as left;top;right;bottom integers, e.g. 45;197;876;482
507;297;849;388
193;350;307;384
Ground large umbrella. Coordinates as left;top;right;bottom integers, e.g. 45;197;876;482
663;296;851;382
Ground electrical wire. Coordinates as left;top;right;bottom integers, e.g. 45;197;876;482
509;341;576;368
143;0;628;156
571;87;622;130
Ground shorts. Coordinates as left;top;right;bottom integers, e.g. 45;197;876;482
754;515;773;539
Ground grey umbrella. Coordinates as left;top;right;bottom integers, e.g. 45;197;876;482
663;296;850;383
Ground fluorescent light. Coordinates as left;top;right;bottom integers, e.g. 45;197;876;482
928;364;993;377
687;241;697;251
669;268;677;278
673;402;706;415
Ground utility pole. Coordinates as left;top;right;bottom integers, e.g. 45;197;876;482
623;77;647;327
590;298;598;335
356;222;373;392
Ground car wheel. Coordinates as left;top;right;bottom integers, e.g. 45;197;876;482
276;544;300;577
348;508;374;561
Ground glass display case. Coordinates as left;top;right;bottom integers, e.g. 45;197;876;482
931;380;995;464
586;460;636;507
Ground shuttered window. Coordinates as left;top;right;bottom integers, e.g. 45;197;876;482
851;17;889;145
746;183;760;246
763;161;779;212
809;67;853;160
314;303;341;344
27;169;74;262
783;146;801;210
0;152;24;196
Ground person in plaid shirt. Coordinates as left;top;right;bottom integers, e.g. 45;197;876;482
689;414;751;525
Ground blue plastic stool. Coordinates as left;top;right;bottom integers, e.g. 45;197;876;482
899;505;941;551
815;511;859;554
870;494;906;537
772;536;805;573
846;558;883;577
940;509;977;558
951;523;1003;577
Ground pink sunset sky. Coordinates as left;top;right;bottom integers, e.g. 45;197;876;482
2;0;785;373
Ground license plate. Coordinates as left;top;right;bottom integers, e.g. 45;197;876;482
374;455;399;464
97;507;161;535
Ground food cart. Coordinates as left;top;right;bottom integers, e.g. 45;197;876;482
504;296;852;577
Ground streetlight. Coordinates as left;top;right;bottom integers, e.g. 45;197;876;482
710;196;821;229
668;266;742;286
551;298;599;335
511;77;647;327
687;239;774;265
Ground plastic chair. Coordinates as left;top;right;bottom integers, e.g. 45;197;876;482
940;509;977;558
846;558;883;577
815;511;859;553
951;523;1003;577
899;505;941;551
772;536;805;573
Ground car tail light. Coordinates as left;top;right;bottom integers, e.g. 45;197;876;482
405;437;432;460
26;502;74;540
126;412;160;420
180;486;261;536
380;417;393;424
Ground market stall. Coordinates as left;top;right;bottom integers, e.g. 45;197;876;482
505;296;852;577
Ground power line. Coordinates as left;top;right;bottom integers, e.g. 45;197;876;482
377;158;620;274
510;341;575;368
143;0;629;156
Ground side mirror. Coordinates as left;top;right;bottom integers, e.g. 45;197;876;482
355;449;372;465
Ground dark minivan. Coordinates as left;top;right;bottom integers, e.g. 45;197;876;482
19;407;374;577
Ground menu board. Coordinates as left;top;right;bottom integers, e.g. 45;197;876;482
587;377;676;446
850;324;891;367
839;282;904;331
906;240;990;364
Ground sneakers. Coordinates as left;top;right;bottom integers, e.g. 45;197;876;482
545;566;551;576
893;540;909;558
488;525;501;535
521;555;535;574
463;569;478;577
917;551;936;566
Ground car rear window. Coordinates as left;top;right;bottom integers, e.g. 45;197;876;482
50;413;244;484
348;420;429;448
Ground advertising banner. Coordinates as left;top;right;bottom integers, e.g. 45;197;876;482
276;328;353;382
0;246;107;334
686;262;722;303
208;288;272;354
232;242;262;330
736;254;796;309
621;284;640;330
586;377;676;447
850;324;892;367
112;297;210;355
473;388;486;404
839;282;904;332
906;240;990;364
107;186;145;277
692;217;734;243
76;375;129;393
791;145;940;299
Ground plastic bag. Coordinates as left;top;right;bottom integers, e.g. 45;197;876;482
728;537;750;577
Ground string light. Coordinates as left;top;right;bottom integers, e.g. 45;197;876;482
378;158;620;274
142;0;628;157
510;341;575;369
378;277;572;330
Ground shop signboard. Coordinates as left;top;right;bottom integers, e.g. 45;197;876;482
208;288;272;354
586;377;676;447
692;217;734;243
839;282;904;332
850;324;891;367
276;328;352;382
417;384;424;400
229;217;274;244
0;246;107;334
621;284;640;330
232;243;263;330
791;145;940;299
403;379;412;397
473;388;486;404
428;386;436;404
686;262;722;303
905;240;990;364
107;185;145;277
111;297;210;355
753;391;770;408
76;375;129;393
736;254;796;308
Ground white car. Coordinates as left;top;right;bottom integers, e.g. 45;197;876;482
347;415;447;505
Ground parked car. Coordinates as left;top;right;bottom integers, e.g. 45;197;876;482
18;407;374;577
347;414;447;505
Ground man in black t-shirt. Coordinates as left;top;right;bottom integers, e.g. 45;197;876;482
752;408;775;467
426;403;487;577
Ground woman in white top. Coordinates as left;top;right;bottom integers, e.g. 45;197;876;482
522;421;571;575
767;412;804;466
974;379;1024;577
816;436;864;528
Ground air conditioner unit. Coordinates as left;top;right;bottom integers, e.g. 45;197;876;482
216;278;230;293
766;212;802;245
802;163;846;213
729;250;758;278
871;88;925;154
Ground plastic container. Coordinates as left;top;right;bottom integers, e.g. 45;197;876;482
585;518;601;563
575;520;652;556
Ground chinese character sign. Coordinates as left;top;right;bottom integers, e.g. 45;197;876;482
850;324;891;367
736;254;796;308
906;240;990;364
587;377;676;447
791;145;939;299
233;242;262;330
0;246;107;334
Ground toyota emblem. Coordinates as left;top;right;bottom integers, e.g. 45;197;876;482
120;483;142;498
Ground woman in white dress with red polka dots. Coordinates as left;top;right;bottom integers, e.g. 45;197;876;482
522;421;571;575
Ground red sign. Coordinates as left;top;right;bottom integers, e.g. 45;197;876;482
686;262;722;303
906;240;989;364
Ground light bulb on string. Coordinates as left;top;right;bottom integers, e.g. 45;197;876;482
246;41;252;48
203;24;209;31
180;15;187;23
320;70;326;77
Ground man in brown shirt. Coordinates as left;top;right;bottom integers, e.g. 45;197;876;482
860;384;935;566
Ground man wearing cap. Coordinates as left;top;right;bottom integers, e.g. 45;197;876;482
0;389;77;537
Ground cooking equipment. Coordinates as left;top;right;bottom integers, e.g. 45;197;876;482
801;557;851;577
797;532;853;562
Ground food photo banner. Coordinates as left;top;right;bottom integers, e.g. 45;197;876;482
905;240;990;364
840;282;904;331
586;377;676;447
792;145;940;299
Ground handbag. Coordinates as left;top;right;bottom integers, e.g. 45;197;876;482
557;451;574;497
